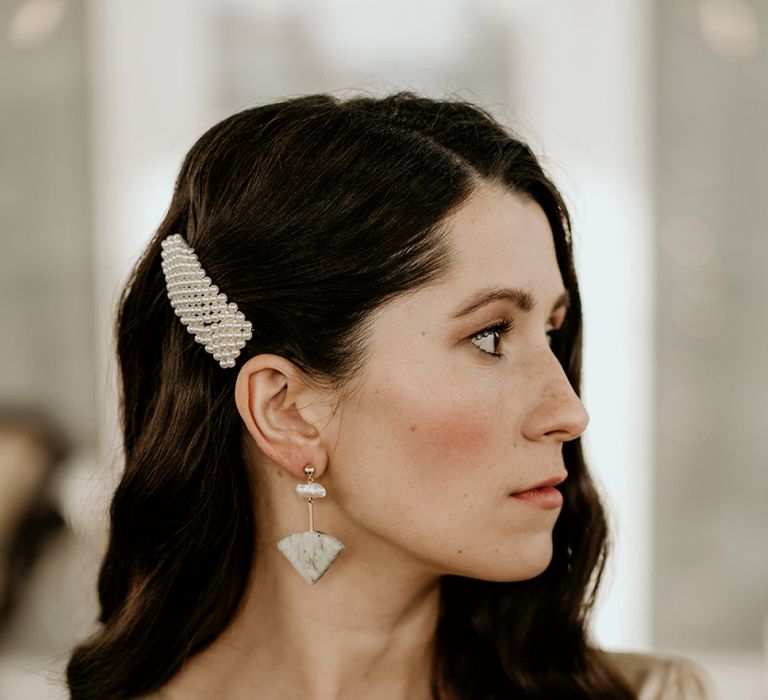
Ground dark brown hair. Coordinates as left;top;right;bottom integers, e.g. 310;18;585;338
67;92;635;698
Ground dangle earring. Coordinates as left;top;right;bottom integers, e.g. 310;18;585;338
276;465;345;584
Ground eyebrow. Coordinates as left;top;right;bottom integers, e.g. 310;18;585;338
450;286;571;319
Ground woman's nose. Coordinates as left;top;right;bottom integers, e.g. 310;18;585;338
521;353;590;442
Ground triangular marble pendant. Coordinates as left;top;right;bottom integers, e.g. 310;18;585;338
276;530;345;584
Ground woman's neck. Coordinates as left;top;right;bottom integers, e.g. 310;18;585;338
156;537;443;700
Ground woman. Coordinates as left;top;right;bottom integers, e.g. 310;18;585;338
66;92;716;699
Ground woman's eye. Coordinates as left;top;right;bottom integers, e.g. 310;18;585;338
470;320;565;358
470;319;513;357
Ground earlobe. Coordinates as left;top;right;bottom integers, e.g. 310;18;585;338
234;354;328;478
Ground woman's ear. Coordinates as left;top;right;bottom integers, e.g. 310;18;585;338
234;354;331;480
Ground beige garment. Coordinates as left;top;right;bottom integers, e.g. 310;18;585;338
601;650;719;700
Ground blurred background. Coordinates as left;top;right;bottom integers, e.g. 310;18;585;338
1;0;766;697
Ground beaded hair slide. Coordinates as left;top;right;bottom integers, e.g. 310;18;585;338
160;234;253;369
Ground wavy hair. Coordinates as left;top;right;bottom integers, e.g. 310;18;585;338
67;91;635;699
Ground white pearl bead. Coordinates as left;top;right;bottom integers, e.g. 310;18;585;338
295;483;327;499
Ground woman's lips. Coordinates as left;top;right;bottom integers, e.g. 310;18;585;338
508;473;566;509
509;485;564;508
510;472;567;496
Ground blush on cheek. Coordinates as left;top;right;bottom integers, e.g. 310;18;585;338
404;404;497;474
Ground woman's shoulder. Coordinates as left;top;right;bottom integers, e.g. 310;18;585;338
595;648;719;699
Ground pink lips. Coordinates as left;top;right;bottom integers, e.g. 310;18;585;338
510;486;563;508
510;473;567;495
509;473;567;509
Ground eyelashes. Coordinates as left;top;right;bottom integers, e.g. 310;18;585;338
471;317;515;358
470;317;567;358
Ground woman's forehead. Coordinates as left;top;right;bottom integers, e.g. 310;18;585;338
442;182;555;273
365;186;565;334
409;183;565;312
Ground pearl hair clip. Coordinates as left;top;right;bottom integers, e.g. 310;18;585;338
160;234;253;369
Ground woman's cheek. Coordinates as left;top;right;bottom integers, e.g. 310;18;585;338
397;393;500;474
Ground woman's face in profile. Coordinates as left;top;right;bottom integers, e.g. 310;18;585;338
324;180;590;583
